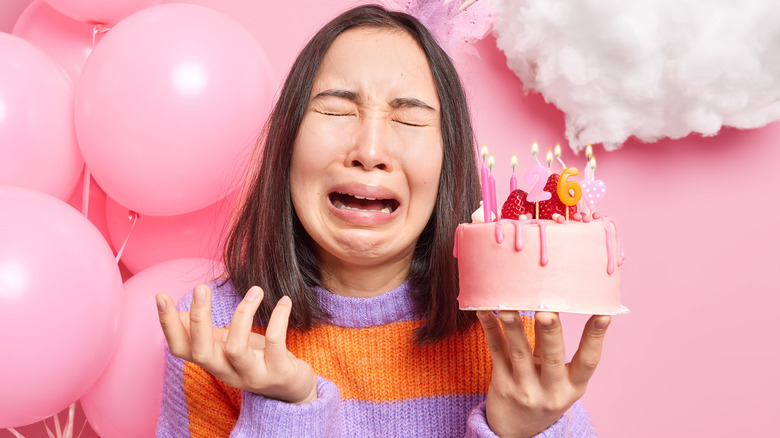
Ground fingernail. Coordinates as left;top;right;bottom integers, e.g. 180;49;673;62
595;317;611;330
499;313;516;324
193;285;205;306
156;295;166;312
246;287;262;301
537;315;554;327
279;296;291;306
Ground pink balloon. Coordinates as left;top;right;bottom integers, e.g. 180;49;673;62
0;33;83;200
43;0;159;25
105;191;237;274
12;0;96;81
0;187;124;429
74;3;273;216
80;258;221;438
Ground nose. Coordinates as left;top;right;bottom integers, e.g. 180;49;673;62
345;116;393;172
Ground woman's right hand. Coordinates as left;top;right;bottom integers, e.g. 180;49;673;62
156;284;317;404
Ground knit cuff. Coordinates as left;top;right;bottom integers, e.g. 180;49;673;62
533;400;596;438
465;400;595;438
229;376;341;438
464;401;498;437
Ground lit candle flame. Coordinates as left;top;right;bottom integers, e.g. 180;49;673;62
586;144;593;160
554;143;566;168
511;154;518;172
488;154;495;171
532;141;541;165
481;144;488;161
546;150;553;170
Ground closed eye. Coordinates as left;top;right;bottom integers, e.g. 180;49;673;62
318;110;353;117
393;119;426;127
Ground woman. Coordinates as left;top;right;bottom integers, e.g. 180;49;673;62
155;4;610;437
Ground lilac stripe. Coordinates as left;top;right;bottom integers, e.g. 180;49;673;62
155;348;190;437
340;394;486;437
314;282;421;328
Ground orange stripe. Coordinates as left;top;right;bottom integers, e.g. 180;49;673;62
253;315;535;402
183;361;240;438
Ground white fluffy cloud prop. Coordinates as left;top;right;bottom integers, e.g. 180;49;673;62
491;0;780;151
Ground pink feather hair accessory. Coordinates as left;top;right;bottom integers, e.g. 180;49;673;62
380;0;496;58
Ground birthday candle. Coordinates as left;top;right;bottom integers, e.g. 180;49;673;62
554;143;566;169
584;144;593;180
546;150;553;174
510;154;518;192
488;154;497;220
532;142;541;165
557;167;582;220
480;145;491;223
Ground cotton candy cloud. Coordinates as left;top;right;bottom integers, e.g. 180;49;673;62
490;0;780;151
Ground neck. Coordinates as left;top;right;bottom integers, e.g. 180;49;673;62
318;251;413;298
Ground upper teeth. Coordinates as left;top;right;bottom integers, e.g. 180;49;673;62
351;195;376;200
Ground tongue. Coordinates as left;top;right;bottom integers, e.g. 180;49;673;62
344;196;385;211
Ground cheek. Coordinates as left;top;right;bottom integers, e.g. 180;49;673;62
407;150;443;206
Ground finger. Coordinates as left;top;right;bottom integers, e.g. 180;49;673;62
225;286;264;373
534;312;567;389
497;311;535;380
570;315;611;390
156;293;192;360
178;311;192;336
264;296;293;372
189;284;217;365
476;311;511;375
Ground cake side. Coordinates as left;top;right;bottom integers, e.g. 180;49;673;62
455;218;625;315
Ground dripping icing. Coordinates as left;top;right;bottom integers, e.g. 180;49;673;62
453;225;460;258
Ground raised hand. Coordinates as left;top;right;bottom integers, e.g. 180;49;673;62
477;310;611;437
156;284;317;404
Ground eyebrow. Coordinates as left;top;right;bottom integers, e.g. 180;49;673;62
312;89;436;111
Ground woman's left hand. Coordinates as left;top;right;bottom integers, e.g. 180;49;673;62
476;310;611;438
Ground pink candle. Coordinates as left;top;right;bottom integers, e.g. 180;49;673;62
488;154;497;220
480;145;491;222
510;154;518;192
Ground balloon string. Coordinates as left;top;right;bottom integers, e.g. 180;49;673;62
53;411;61;437
63;403;75;438
6;428;24;438
81;167;91;217
76;417;87;438
115;211;139;263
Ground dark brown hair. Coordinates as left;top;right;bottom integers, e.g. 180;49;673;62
223;4;481;344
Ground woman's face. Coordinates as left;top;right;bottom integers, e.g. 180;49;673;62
290;27;443;278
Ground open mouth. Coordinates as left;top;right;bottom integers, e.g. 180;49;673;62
329;192;399;214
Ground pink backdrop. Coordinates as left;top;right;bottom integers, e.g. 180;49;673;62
2;0;778;437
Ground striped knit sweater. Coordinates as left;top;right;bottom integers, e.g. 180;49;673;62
155;280;596;437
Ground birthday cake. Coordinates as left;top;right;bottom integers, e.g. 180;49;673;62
455;147;627;315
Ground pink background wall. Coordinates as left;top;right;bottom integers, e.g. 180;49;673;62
2;0;778;436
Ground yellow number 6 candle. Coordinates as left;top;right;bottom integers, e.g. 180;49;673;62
557;167;582;219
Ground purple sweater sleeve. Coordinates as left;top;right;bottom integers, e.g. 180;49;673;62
229;377;342;437
465;400;596;437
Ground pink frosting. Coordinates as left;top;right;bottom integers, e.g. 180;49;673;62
454;218;625;315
